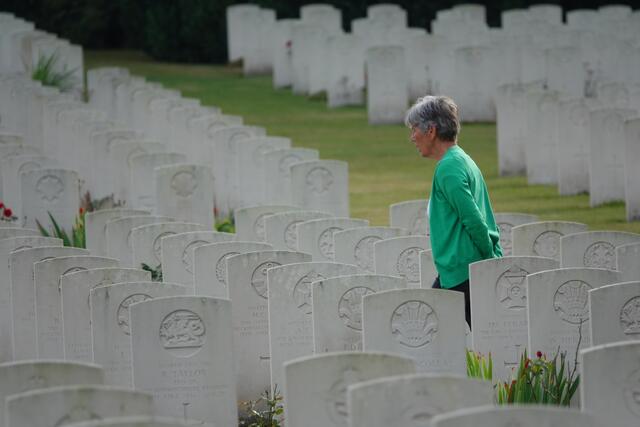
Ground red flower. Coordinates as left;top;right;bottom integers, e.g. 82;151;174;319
0;202;4;209
536;351;543;358
3;208;12;218
79;207;84;215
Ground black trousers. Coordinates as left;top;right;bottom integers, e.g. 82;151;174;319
433;276;471;330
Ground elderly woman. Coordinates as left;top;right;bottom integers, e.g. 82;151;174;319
405;95;502;328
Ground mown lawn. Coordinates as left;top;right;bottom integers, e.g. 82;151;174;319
86;50;639;232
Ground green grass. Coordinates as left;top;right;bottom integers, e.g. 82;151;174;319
86;50;640;231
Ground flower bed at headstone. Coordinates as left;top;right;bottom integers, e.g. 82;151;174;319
467;349;580;406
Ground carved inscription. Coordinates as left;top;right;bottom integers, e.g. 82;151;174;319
354;236;382;271
532;230;563;259
215;251;240;286
153;231;177;263
36;175;64;202
324;368;361;426
495;265;529;310
553;280;592;324
182;240;210;273
306;167;333;194
391;300;438;348
284;220;304;250
251;261;281;299
171;171;197;197
292;270;326;315
117;293;153;335
318;226;342;259
338;286;375;330
583;241;616;269
159;310;206;357
396;247;422;284
620;296;640;336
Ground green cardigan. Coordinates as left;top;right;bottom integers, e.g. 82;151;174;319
429;145;502;288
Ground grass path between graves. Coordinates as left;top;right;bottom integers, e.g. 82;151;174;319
86;50;640;232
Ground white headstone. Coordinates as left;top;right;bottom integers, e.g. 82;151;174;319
20;168;79;231
290;160;349;217
105;215;174;267
431;406;600;427
512;221;588;261
192;241;273;299
334;227;407;272
348;374;493;427
34;255;119;358
267;262;361;394
589;281;640;346
0;236;61;362
581;341;640;427
225;250;311;402
154;164;214;227
233;136;291;208
10;246;87;360
363;288;466;374
264;148;319;205
130;222;206;270
589;108;636;206
234;205;300;242
264;210;332;250
5;385;153;427
160;231;234;289
389;200;429;237
470;256;559;380
560;231;640;269
327;34;365;108
91;282;188;387
296;217;369;261
616;242;640;282
419;250;437;289
312;274;407;352
284;352;415;427
527;267;623;372
130;296;236;425
85;209;149;257
130;153;187;211
60;417;193;427
373;236;430;288
494;213;539;256
624;118;640;221
524;90;560;185
61;267;151;362
0;360;104;427
366;46;408;124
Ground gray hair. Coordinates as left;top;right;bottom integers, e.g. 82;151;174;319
404;96;461;142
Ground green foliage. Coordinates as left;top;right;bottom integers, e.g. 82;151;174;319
239;387;284;427
466;350;493;382
84;51;640;233
215;214;235;234
36;211;86;248
141;263;163;282
31;52;78;92
495;349;580;406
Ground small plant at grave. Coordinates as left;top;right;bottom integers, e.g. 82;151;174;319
31;52;78;92
141;263;163;282
239;387;284;427
36;209;86;248
215;210;235;233
495;349;580;406
80;190;124;212
0;201;18;223
466;350;493;382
